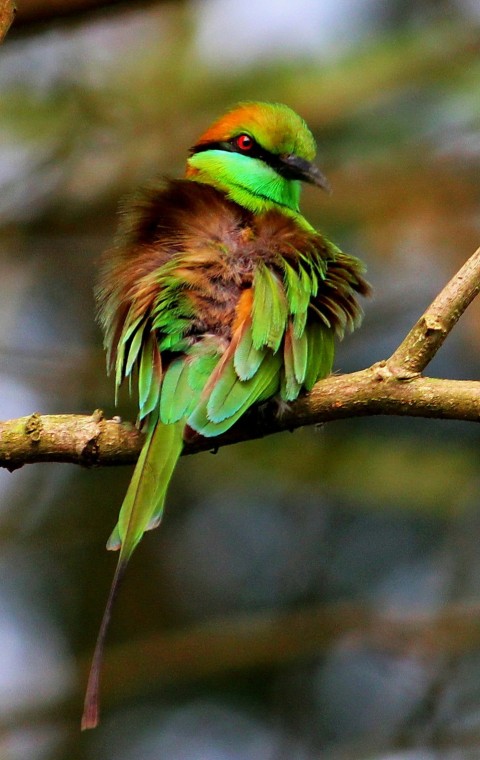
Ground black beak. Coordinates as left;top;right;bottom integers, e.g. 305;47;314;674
278;154;331;194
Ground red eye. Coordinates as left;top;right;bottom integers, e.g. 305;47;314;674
235;134;254;151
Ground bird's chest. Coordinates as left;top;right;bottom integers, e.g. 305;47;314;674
178;228;261;338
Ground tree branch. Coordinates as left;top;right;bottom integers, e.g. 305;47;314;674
0;0;15;42
388;245;480;377
10;0;157;29
0;247;479;471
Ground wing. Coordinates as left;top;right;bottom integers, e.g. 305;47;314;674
186;235;369;436
97;179;369;438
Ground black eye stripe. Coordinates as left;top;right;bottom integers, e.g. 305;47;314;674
190;138;264;158
189;139;297;179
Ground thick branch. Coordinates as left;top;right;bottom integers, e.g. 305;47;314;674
0;247;479;470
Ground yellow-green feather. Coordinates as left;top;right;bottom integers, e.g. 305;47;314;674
252;264;289;352
106;418;183;553
233;321;264;381
188;351;282;436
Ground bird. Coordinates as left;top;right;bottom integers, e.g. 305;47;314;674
81;101;370;729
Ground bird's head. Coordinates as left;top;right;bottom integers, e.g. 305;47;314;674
186;102;330;218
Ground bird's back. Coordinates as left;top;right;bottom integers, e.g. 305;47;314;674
97;178;365;366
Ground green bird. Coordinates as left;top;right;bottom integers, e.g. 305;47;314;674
82;102;369;729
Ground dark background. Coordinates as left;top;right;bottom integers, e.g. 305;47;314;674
1;1;480;758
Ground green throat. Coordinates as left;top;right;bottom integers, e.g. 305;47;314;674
187;149;306;221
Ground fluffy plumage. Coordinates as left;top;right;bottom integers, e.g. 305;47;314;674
82;102;369;730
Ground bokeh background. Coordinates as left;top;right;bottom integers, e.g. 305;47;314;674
1;1;480;758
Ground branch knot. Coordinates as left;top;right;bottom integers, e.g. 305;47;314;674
24;412;43;444
423;314;446;337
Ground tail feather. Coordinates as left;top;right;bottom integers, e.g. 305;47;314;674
81;418;184;730
81;559;126;730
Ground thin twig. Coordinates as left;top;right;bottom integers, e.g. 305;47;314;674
388;246;480;377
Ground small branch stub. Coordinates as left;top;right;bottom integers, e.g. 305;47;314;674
24;412;43;443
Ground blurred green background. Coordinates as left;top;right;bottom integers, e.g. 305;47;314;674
1;1;480;758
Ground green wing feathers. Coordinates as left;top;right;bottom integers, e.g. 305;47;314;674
252;264;288;352
102;226;368;447
159;357;194;424
185;242;365;434
188;350;283;436
304;321;335;390
234;321;264;381
119;247;365;438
